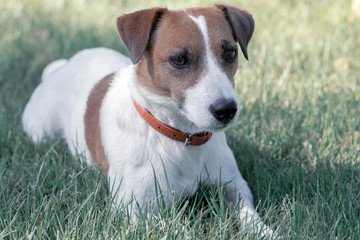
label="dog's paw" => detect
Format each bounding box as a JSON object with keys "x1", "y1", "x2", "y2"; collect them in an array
[{"x1": 158, "y1": 217, "x2": 191, "y2": 240}]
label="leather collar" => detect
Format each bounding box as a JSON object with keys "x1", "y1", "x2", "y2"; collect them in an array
[{"x1": 133, "y1": 101, "x2": 212, "y2": 146}]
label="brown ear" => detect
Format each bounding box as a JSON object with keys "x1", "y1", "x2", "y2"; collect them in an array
[
  {"x1": 215, "y1": 4, "x2": 255, "y2": 60},
  {"x1": 117, "y1": 8, "x2": 167, "y2": 64}
]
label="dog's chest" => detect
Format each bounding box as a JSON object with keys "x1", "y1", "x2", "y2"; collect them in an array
[
  {"x1": 105, "y1": 120, "x2": 210, "y2": 197},
  {"x1": 142, "y1": 144, "x2": 207, "y2": 197}
]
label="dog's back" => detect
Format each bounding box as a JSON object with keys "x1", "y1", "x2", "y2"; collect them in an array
[{"x1": 22, "y1": 48, "x2": 130, "y2": 153}]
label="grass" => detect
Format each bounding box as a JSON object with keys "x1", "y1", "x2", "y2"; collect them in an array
[{"x1": 1, "y1": 0, "x2": 360, "y2": 239}]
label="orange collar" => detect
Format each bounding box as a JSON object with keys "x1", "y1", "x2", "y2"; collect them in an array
[{"x1": 133, "y1": 101, "x2": 212, "y2": 146}]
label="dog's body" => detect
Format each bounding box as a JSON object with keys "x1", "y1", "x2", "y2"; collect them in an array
[{"x1": 23, "y1": 5, "x2": 272, "y2": 236}]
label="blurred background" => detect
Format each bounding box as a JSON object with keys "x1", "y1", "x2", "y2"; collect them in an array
[{"x1": 1, "y1": 0, "x2": 360, "y2": 238}]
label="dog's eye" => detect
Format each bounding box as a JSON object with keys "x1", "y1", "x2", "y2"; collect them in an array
[
  {"x1": 170, "y1": 55, "x2": 189, "y2": 67},
  {"x1": 223, "y1": 49, "x2": 237, "y2": 62}
]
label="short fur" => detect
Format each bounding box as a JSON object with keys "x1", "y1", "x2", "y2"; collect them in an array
[{"x1": 23, "y1": 4, "x2": 273, "y2": 237}]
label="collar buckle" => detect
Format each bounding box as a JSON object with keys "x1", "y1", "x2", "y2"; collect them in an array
[{"x1": 184, "y1": 134, "x2": 194, "y2": 146}]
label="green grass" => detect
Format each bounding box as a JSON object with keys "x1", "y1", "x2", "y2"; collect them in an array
[{"x1": 1, "y1": 0, "x2": 360, "y2": 239}]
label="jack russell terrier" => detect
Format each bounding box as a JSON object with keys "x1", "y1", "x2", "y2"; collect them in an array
[{"x1": 23, "y1": 4, "x2": 273, "y2": 236}]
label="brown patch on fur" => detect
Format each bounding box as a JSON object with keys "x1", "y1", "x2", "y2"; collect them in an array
[
  {"x1": 136, "y1": 10, "x2": 206, "y2": 106},
  {"x1": 84, "y1": 73, "x2": 114, "y2": 174},
  {"x1": 117, "y1": 8, "x2": 167, "y2": 64}
]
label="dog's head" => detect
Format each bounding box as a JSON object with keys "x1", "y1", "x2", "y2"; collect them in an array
[{"x1": 117, "y1": 5, "x2": 254, "y2": 132}]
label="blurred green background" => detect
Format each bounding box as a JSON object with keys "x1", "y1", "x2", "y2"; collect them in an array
[{"x1": 1, "y1": 0, "x2": 360, "y2": 239}]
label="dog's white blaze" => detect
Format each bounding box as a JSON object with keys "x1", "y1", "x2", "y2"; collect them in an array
[
  {"x1": 184, "y1": 14, "x2": 239, "y2": 131},
  {"x1": 188, "y1": 15, "x2": 212, "y2": 61}
]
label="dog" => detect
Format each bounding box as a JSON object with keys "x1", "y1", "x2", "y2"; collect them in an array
[{"x1": 23, "y1": 4, "x2": 273, "y2": 236}]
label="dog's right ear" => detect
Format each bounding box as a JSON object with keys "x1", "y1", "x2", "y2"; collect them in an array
[{"x1": 117, "y1": 8, "x2": 167, "y2": 64}]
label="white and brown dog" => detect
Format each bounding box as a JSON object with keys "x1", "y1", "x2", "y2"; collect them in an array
[{"x1": 23, "y1": 4, "x2": 272, "y2": 236}]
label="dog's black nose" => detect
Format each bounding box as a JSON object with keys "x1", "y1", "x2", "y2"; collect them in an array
[{"x1": 209, "y1": 99, "x2": 237, "y2": 124}]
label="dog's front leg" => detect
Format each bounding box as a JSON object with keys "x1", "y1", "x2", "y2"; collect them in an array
[
  {"x1": 215, "y1": 164, "x2": 259, "y2": 224},
  {"x1": 204, "y1": 144, "x2": 274, "y2": 238},
  {"x1": 224, "y1": 173, "x2": 275, "y2": 238}
]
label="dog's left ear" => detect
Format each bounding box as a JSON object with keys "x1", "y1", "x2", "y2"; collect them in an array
[
  {"x1": 215, "y1": 4, "x2": 255, "y2": 60},
  {"x1": 117, "y1": 8, "x2": 168, "y2": 64}
]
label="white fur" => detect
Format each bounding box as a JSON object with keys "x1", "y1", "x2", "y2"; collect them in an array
[
  {"x1": 23, "y1": 14, "x2": 273, "y2": 237},
  {"x1": 41, "y1": 59, "x2": 68, "y2": 81},
  {"x1": 184, "y1": 15, "x2": 239, "y2": 131}
]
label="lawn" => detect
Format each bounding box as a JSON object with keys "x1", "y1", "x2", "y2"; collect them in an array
[{"x1": 1, "y1": 0, "x2": 360, "y2": 239}]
